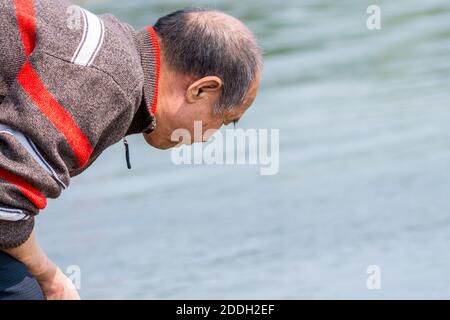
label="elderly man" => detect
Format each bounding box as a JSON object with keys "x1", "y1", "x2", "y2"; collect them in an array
[{"x1": 0, "y1": 0, "x2": 262, "y2": 299}]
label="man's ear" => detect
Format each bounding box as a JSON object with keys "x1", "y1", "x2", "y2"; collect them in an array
[{"x1": 186, "y1": 76, "x2": 223, "y2": 103}]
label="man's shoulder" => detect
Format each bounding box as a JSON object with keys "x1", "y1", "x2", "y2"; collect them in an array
[{"x1": 34, "y1": 1, "x2": 144, "y2": 97}]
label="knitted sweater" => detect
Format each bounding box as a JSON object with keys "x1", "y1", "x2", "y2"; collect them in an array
[{"x1": 0, "y1": 0, "x2": 160, "y2": 248}]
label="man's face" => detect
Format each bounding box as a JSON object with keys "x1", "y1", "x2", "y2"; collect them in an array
[{"x1": 144, "y1": 71, "x2": 261, "y2": 149}]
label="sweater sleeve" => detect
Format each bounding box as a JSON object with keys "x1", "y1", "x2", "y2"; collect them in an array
[
  {"x1": 0, "y1": 117, "x2": 68, "y2": 249},
  {"x1": 0, "y1": 219, "x2": 35, "y2": 250}
]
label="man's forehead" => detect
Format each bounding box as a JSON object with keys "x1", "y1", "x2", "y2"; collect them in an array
[
  {"x1": 224, "y1": 75, "x2": 261, "y2": 122},
  {"x1": 243, "y1": 73, "x2": 261, "y2": 106}
]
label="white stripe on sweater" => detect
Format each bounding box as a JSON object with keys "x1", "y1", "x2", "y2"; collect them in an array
[
  {"x1": 0, "y1": 124, "x2": 67, "y2": 189},
  {"x1": 0, "y1": 207, "x2": 29, "y2": 221},
  {"x1": 71, "y1": 7, "x2": 105, "y2": 67}
]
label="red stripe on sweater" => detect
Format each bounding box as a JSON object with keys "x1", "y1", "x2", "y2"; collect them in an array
[
  {"x1": 0, "y1": 168, "x2": 46, "y2": 209},
  {"x1": 14, "y1": 0, "x2": 36, "y2": 58},
  {"x1": 10, "y1": 0, "x2": 92, "y2": 210},
  {"x1": 18, "y1": 61, "x2": 93, "y2": 168},
  {"x1": 14, "y1": 0, "x2": 93, "y2": 168},
  {"x1": 146, "y1": 26, "x2": 160, "y2": 115}
]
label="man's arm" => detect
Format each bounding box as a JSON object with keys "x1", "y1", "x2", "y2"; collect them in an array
[{"x1": 2, "y1": 230, "x2": 80, "y2": 300}]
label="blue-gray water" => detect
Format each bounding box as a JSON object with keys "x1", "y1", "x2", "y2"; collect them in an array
[{"x1": 38, "y1": 0, "x2": 450, "y2": 298}]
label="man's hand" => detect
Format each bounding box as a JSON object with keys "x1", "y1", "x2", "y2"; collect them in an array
[
  {"x1": 35, "y1": 265, "x2": 80, "y2": 300},
  {"x1": 2, "y1": 230, "x2": 80, "y2": 300}
]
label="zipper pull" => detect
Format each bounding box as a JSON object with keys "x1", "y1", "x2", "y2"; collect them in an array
[{"x1": 123, "y1": 137, "x2": 132, "y2": 170}]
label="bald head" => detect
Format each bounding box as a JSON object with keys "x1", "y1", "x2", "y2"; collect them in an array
[{"x1": 153, "y1": 8, "x2": 262, "y2": 112}]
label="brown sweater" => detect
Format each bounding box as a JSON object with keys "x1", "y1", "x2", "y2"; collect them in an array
[{"x1": 0, "y1": 0, "x2": 160, "y2": 248}]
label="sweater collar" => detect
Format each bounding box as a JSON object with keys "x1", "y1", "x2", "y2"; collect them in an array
[{"x1": 127, "y1": 26, "x2": 161, "y2": 135}]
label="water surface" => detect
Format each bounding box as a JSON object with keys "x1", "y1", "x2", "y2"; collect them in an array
[{"x1": 38, "y1": 0, "x2": 450, "y2": 298}]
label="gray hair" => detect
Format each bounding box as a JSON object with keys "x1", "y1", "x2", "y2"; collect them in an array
[{"x1": 153, "y1": 8, "x2": 263, "y2": 113}]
